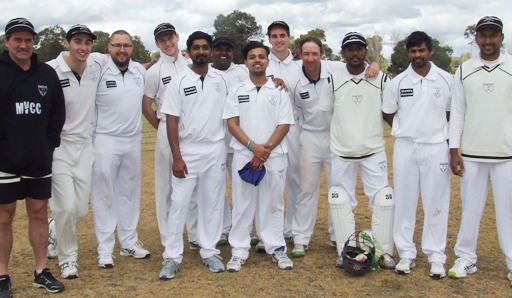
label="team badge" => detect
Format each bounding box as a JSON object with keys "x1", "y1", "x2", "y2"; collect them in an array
[
  {"x1": 400, "y1": 88, "x2": 413, "y2": 97},
  {"x1": 432, "y1": 88, "x2": 443, "y2": 98},
  {"x1": 300, "y1": 92, "x2": 310, "y2": 100},
  {"x1": 38, "y1": 85, "x2": 48, "y2": 97},
  {"x1": 90, "y1": 72, "x2": 98, "y2": 82},
  {"x1": 278, "y1": 169, "x2": 284, "y2": 179},
  {"x1": 133, "y1": 77, "x2": 142, "y2": 87},
  {"x1": 352, "y1": 95, "x2": 362, "y2": 104},
  {"x1": 184, "y1": 86, "x2": 197, "y2": 96},
  {"x1": 439, "y1": 163, "x2": 448, "y2": 173},
  {"x1": 213, "y1": 82, "x2": 222, "y2": 93},
  {"x1": 235, "y1": 75, "x2": 244, "y2": 83},
  {"x1": 238, "y1": 95, "x2": 250, "y2": 103},
  {"x1": 268, "y1": 95, "x2": 278, "y2": 105},
  {"x1": 221, "y1": 163, "x2": 226, "y2": 172},
  {"x1": 483, "y1": 83, "x2": 494, "y2": 94},
  {"x1": 379, "y1": 160, "x2": 387, "y2": 171},
  {"x1": 106, "y1": 80, "x2": 117, "y2": 88}
]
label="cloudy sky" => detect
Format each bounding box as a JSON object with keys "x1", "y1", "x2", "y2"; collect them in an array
[{"x1": 2, "y1": 0, "x2": 511, "y2": 58}]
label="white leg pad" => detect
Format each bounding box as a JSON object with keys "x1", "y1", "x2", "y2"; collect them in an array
[
  {"x1": 328, "y1": 186, "x2": 355, "y2": 256},
  {"x1": 371, "y1": 186, "x2": 395, "y2": 255}
]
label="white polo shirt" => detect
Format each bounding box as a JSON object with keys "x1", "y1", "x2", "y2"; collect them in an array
[
  {"x1": 223, "y1": 78, "x2": 294, "y2": 158},
  {"x1": 47, "y1": 52, "x2": 107, "y2": 142},
  {"x1": 94, "y1": 58, "x2": 145, "y2": 137},
  {"x1": 161, "y1": 65, "x2": 228, "y2": 144},
  {"x1": 144, "y1": 53, "x2": 189, "y2": 121},
  {"x1": 289, "y1": 60, "x2": 335, "y2": 132},
  {"x1": 330, "y1": 67, "x2": 387, "y2": 157},
  {"x1": 213, "y1": 62, "x2": 248, "y2": 87},
  {"x1": 382, "y1": 62, "x2": 452, "y2": 144}
]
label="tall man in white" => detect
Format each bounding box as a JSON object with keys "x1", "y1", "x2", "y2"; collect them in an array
[
  {"x1": 142, "y1": 23, "x2": 198, "y2": 249},
  {"x1": 382, "y1": 31, "x2": 452, "y2": 279},
  {"x1": 224, "y1": 41, "x2": 295, "y2": 272},
  {"x1": 159, "y1": 31, "x2": 228, "y2": 279},
  {"x1": 91, "y1": 30, "x2": 150, "y2": 269},
  {"x1": 47, "y1": 25, "x2": 107, "y2": 279},
  {"x1": 323, "y1": 32, "x2": 395, "y2": 269},
  {"x1": 448, "y1": 16, "x2": 512, "y2": 282}
]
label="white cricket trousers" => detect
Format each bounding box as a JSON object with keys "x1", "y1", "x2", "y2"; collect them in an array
[
  {"x1": 330, "y1": 151, "x2": 389, "y2": 209},
  {"x1": 50, "y1": 139, "x2": 93, "y2": 264},
  {"x1": 454, "y1": 160, "x2": 512, "y2": 270},
  {"x1": 230, "y1": 153, "x2": 288, "y2": 260},
  {"x1": 154, "y1": 121, "x2": 198, "y2": 246},
  {"x1": 292, "y1": 130, "x2": 334, "y2": 246},
  {"x1": 91, "y1": 133, "x2": 141, "y2": 255},
  {"x1": 392, "y1": 138, "x2": 450, "y2": 263},
  {"x1": 163, "y1": 141, "x2": 226, "y2": 263},
  {"x1": 284, "y1": 125, "x2": 300, "y2": 238},
  {"x1": 222, "y1": 152, "x2": 233, "y2": 234}
]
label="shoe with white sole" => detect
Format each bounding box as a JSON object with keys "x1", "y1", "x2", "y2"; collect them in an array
[
  {"x1": 217, "y1": 233, "x2": 229, "y2": 246},
  {"x1": 272, "y1": 246, "x2": 293, "y2": 270},
  {"x1": 159, "y1": 259, "x2": 180, "y2": 280},
  {"x1": 227, "y1": 256, "x2": 246, "y2": 272},
  {"x1": 255, "y1": 240, "x2": 265, "y2": 253},
  {"x1": 98, "y1": 254, "x2": 114, "y2": 269},
  {"x1": 395, "y1": 258, "x2": 415, "y2": 275},
  {"x1": 448, "y1": 258, "x2": 477, "y2": 278},
  {"x1": 120, "y1": 241, "x2": 150, "y2": 259},
  {"x1": 203, "y1": 255, "x2": 224, "y2": 273},
  {"x1": 60, "y1": 261, "x2": 78, "y2": 279},
  {"x1": 291, "y1": 243, "x2": 308, "y2": 258},
  {"x1": 430, "y1": 262, "x2": 446, "y2": 279}
]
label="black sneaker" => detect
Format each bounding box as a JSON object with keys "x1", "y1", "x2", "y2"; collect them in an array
[
  {"x1": 33, "y1": 268, "x2": 65, "y2": 293},
  {"x1": 0, "y1": 275, "x2": 12, "y2": 298}
]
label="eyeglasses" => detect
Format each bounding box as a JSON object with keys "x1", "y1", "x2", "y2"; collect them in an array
[{"x1": 110, "y1": 43, "x2": 133, "y2": 49}]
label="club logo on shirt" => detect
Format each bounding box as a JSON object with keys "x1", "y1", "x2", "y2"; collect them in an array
[
  {"x1": 133, "y1": 77, "x2": 142, "y2": 87},
  {"x1": 60, "y1": 79, "x2": 70, "y2": 88},
  {"x1": 439, "y1": 163, "x2": 448, "y2": 173},
  {"x1": 90, "y1": 72, "x2": 98, "y2": 82},
  {"x1": 278, "y1": 169, "x2": 284, "y2": 179},
  {"x1": 221, "y1": 162, "x2": 226, "y2": 172},
  {"x1": 213, "y1": 82, "x2": 223, "y2": 93},
  {"x1": 38, "y1": 85, "x2": 48, "y2": 97},
  {"x1": 106, "y1": 80, "x2": 117, "y2": 88},
  {"x1": 483, "y1": 83, "x2": 494, "y2": 94},
  {"x1": 162, "y1": 76, "x2": 172, "y2": 85},
  {"x1": 268, "y1": 95, "x2": 278, "y2": 105},
  {"x1": 432, "y1": 88, "x2": 443, "y2": 98},
  {"x1": 238, "y1": 95, "x2": 250, "y2": 103},
  {"x1": 300, "y1": 92, "x2": 310, "y2": 100},
  {"x1": 400, "y1": 88, "x2": 413, "y2": 97},
  {"x1": 235, "y1": 75, "x2": 244, "y2": 83},
  {"x1": 379, "y1": 160, "x2": 387, "y2": 171},
  {"x1": 184, "y1": 86, "x2": 197, "y2": 96},
  {"x1": 352, "y1": 95, "x2": 362, "y2": 104}
]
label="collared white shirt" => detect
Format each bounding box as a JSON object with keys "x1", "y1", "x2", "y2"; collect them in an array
[
  {"x1": 382, "y1": 62, "x2": 452, "y2": 144},
  {"x1": 144, "y1": 52, "x2": 189, "y2": 120},
  {"x1": 47, "y1": 52, "x2": 107, "y2": 142},
  {"x1": 161, "y1": 65, "x2": 228, "y2": 143},
  {"x1": 223, "y1": 78, "x2": 294, "y2": 157},
  {"x1": 95, "y1": 58, "x2": 145, "y2": 137}
]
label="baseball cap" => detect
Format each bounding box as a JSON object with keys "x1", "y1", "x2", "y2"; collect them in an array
[
  {"x1": 238, "y1": 162, "x2": 266, "y2": 186},
  {"x1": 342, "y1": 32, "x2": 367, "y2": 49},
  {"x1": 212, "y1": 37, "x2": 234, "y2": 48},
  {"x1": 5, "y1": 18, "x2": 36, "y2": 35},
  {"x1": 475, "y1": 16, "x2": 503, "y2": 32},
  {"x1": 66, "y1": 24, "x2": 97, "y2": 40},
  {"x1": 267, "y1": 21, "x2": 290, "y2": 36},
  {"x1": 154, "y1": 23, "x2": 176, "y2": 39}
]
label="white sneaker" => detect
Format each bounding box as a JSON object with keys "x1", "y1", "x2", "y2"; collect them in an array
[
  {"x1": 507, "y1": 271, "x2": 512, "y2": 281},
  {"x1": 120, "y1": 241, "x2": 150, "y2": 259},
  {"x1": 60, "y1": 261, "x2": 78, "y2": 279},
  {"x1": 395, "y1": 258, "x2": 415, "y2": 275},
  {"x1": 47, "y1": 218, "x2": 57, "y2": 259},
  {"x1": 430, "y1": 262, "x2": 446, "y2": 279},
  {"x1": 272, "y1": 247, "x2": 293, "y2": 270},
  {"x1": 291, "y1": 243, "x2": 308, "y2": 258},
  {"x1": 98, "y1": 254, "x2": 114, "y2": 269},
  {"x1": 448, "y1": 258, "x2": 477, "y2": 278},
  {"x1": 227, "y1": 256, "x2": 246, "y2": 272},
  {"x1": 255, "y1": 240, "x2": 265, "y2": 253}
]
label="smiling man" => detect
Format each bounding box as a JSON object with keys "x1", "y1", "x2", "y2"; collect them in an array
[
  {"x1": 448, "y1": 16, "x2": 512, "y2": 282},
  {"x1": 382, "y1": 31, "x2": 452, "y2": 279},
  {"x1": 91, "y1": 30, "x2": 149, "y2": 269}
]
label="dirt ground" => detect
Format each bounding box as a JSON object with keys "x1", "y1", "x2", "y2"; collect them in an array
[{"x1": 6, "y1": 123, "x2": 512, "y2": 297}]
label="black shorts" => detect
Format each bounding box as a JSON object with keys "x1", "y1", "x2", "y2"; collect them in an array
[{"x1": 0, "y1": 174, "x2": 52, "y2": 204}]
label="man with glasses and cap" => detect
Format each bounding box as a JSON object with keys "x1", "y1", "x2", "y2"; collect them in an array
[
  {"x1": 448, "y1": 16, "x2": 512, "y2": 282},
  {"x1": 47, "y1": 24, "x2": 108, "y2": 279},
  {"x1": 0, "y1": 17, "x2": 65, "y2": 296}
]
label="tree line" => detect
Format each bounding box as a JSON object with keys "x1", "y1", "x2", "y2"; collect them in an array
[{"x1": 0, "y1": 10, "x2": 491, "y2": 76}]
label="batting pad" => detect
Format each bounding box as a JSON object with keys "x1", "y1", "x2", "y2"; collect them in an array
[
  {"x1": 328, "y1": 186, "x2": 355, "y2": 257},
  {"x1": 372, "y1": 186, "x2": 395, "y2": 255}
]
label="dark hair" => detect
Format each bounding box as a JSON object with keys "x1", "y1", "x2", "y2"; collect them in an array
[
  {"x1": 405, "y1": 31, "x2": 432, "y2": 51},
  {"x1": 299, "y1": 36, "x2": 324, "y2": 54},
  {"x1": 186, "y1": 31, "x2": 212, "y2": 51},
  {"x1": 242, "y1": 41, "x2": 270, "y2": 60}
]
